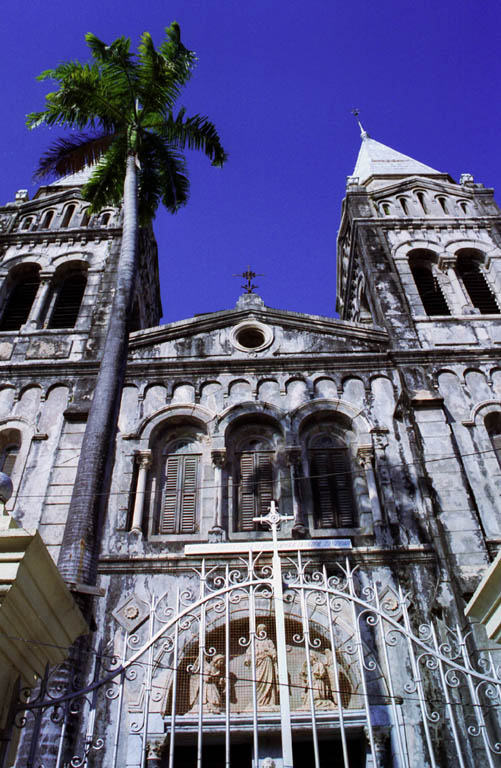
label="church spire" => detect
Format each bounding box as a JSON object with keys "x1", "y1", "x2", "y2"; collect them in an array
[{"x1": 352, "y1": 133, "x2": 443, "y2": 185}]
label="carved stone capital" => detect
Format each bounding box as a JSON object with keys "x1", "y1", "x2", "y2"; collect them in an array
[
  {"x1": 146, "y1": 740, "x2": 164, "y2": 765},
  {"x1": 135, "y1": 450, "x2": 152, "y2": 469},
  {"x1": 356, "y1": 446, "x2": 374, "y2": 470},
  {"x1": 211, "y1": 449, "x2": 227, "y2": 469},
  {"x1": 371, "y1": 429, "x2": 389, "y2": 452},
  {"x1": 208, "y1": 525, "x2": 227, "y2": 543},
  {"x1": 438, "y1": 253, "x2": 457, "y2": 272},
  {"x1": 285, "y1": 446, "x2": 302, "y2": 467}
]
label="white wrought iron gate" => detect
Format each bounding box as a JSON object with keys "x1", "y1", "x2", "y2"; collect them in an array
[{"x1": 10, "y1": 513, "x2": 501, "y2": 768}]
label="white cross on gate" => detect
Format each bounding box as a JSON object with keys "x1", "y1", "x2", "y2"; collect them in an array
[
  {"x1": 253, "y1": 501, "x2": 294, "y2": 768},
  {"x1": 253, "y1": 500, "x2": 294, "y2": 551}
]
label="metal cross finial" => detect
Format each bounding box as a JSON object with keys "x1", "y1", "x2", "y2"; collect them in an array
[
  {"x1": 253, "y1": 500, "x2": 294, "y2": 548},
  {"x1": 351, "y1": 108, "x2": 369, "y2": 139},
  {"x1": 233, "y1": 265, "x2": 264, "y2": 294}
]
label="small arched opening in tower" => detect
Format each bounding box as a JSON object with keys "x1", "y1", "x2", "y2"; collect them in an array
[
  {"x1": 409, "y1": 252, "x2": 450, "y2": 316},
  {"x1": 47, "y1": 264, "x2": 88, "y2": 329},
  {"x1": 0, "y1": 264, "x2": 41, "y2": 330},
  {"x1": 456, "y1": 250, "x2": 500, "y2": 314}
]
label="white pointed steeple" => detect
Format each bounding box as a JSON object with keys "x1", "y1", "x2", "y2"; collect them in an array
[{"x1": 353, "y1": 131, "x2": 443, "y2": 185}]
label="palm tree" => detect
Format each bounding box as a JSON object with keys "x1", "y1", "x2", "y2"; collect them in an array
[{"x1": 27, "y1": 25, "x2": 226, "y2": 586}]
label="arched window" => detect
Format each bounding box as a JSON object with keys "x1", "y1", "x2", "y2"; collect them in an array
[
  {"x1": 61, "y1": 204, "x2": 76, "y2": 228},
  {"x1": 0, "y1": 264, "x2": 40, "y2": 330},
  {"x1": 416, "y1": 192, "x2": 428, "y2": 214},
  {"x1": 459, "y1": 201, "x2": 469, "y2": 215},
  {"x1": 100, "y1": 212, "x2": 111, "y2": 226},
  {"x1": 81, "y1": 209, "x2": 91, "y2": 227},
  {"x1": 159, "y1": 439, "x2": 200, "y2": 534},
  {"x1": 307, "y1": 432, "x2": 356, "y2": 528},
  {"x1": 456, "y1": 250, "x2": 499, "y2": 314},
  {"x1": 0, "y1": 444, "x2": 19, "y2": 476},
  {"x1": 0, "y1": 429, "x2": 21, "y2": 478},
  {"x1": 380, "y1": 202, "x2": 391, "y2": 216},
  {"x1": 485, "y1": 413, "x2": 501, "y2": 469},
  {"x1": 437, "y1": 197, "x2": 448, "y2": 214},
  {"x1": 40, "y1": 210, "x2": 54, "y2": 229},
  {"x1": 409, "y1": 253, "x2": 450, "y2": 316},
  {"x1": 21, "y1": 217, "x2": 33, "y2": 231},
  {"x1": 399, "y1": 198, "x2": 409, "y2": 215},
  {"x1": 47, "y1": 267, "x2": 87, "y2": 328}
]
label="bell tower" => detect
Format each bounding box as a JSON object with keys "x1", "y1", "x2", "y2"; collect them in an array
[{"x1": 336, "y1": 127, "x2": 501, "y2": 350}]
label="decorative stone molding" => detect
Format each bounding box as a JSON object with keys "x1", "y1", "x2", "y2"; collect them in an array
[
  {"x1": 211, "y1": 449, "x2": 227, "y2": 469},
  {"x1": 356, "y1": 445, "x2": 374, "y2": 470},
  {"x1": 112, "y1": 593, "x2": 149, "y2": 633}
]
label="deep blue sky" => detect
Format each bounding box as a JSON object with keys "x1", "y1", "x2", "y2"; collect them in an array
[{"x1": 2, "y1": 1, "x2": 501, "y2": 323}]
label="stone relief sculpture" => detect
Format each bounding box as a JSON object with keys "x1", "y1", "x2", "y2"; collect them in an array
[
  {"x1": 189, "y1": 653, "x2": 226, "y2": 714},
  {"x1": 300, "y1": 652, "x2": 335, "y2": 710},
  {"x1": 245, "y1": 624, "x2": 279, "y2": 708}
]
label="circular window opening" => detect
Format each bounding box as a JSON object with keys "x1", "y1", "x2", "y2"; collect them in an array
[{"x1": 236, "y1": 327, "x2": 266, "y2": 349}]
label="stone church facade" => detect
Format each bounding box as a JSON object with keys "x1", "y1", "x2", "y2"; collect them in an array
[{"x1": 1, "y1": 134, "x2": 501, "y2": 766}]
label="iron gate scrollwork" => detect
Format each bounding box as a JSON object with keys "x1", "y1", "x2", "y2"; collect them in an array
[{"x1": 11, "y1": 549, "x2": 501, "y2": 768}]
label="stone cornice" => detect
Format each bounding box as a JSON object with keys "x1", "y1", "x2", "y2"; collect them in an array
[{"x1": 97, "y1": 544, "x2": 436, "y2": 574}]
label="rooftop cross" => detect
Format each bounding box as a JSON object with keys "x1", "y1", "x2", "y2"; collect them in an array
[
  {"x1": 351, "y1": 108, "x2": 369, "y2": 139},
  {"x1": 233, "y1": 265, "x2": 264, "y2": 294}
]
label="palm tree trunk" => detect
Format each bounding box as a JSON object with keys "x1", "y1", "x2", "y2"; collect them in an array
[{"x1": 58, "y1": 152, "x2": 138, "y2": 585}]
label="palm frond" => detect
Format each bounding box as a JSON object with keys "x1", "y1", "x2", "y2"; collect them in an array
[
  {"x1": 85, "y1": 33, "x2": 139, "y2": 115},
  {"x1": 159, "y1": 22, "x2": 197, "y2": 84},
  {"x1": 138, "y1": 132, "x2": 190, "y2": 218},
  {"x1": 136, "y1": 28, "x2": 195, "y2": 121},
  {"x1": 80, "y1": 136, "x2": 128, "y2": 213},
  {"x1": 33, "y1": 132, "x2": 117, "y2": 181},
  {"x1": 27, "y1": 62, "x2": 127, "y2": 131},
  {"x1": 148, "y1": 110, "x2": 227, "y2": 167}
]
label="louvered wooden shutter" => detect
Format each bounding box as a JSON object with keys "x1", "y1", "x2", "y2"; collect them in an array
[
  {"x1": 239, "y1": 452, "x2": 256, "y2": 531},
  {"x1": 310, "y1": 449, "x2": 355, "y2": 528},
  {"x1": 239, "y1": 452, "x2": 274, "y2": 531},
  {"x1": 331, "y1": 450, "x2": 355, "y2": 526},
  {"x1": 179, "y1": 455, "x2": 198, "y2": 533},
  {"x1": 257, "y1": 453, "x2": 273, "y2": 517},
  {"x1": 161, "y1": 456, "x2": 181, "y2": 533},
  {"x1": 160, "y1": 455, "x2": 199, "y2": 534},
  {"x1": 310, "y1": 450, "x2": 336, "y2": 527}
]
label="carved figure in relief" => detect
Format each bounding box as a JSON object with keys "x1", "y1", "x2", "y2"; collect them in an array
[
  {"x1": 300, "y1": 652, "x2": 335, "y2": 710},
  {"x1": 189, "y1": 653, "x2": 225, "y2": 714},
  {"x1": 245, "y1": 624, "x2": 278, "y2": 707}
]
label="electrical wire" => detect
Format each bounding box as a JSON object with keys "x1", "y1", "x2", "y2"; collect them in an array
[
  {"x1": 3, "y1": 630, "x2": 500, "y2": 712},
  {"x1": 5, "y1": 442, "x2": 501, "y2": 500}
]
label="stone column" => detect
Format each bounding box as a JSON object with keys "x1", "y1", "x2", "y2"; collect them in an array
[
  {"x1": 438, "y1": 254, "x2": 473, "y2": 314},
  {"x1": 357, "y1": 446, "x2": 383, "y2": 530},
  {"x1": 286, "y1": 446, "x2": 306, "y2": 537},
  {"x1": 130, "y1": 450, "x2": 152, "y2": 534},
  {"x1": 23, "y1": 272, "x2": 52, "y2": 330},
  {"x1": 209, "y1": 449, "x2": 226, "y2": 542}
]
